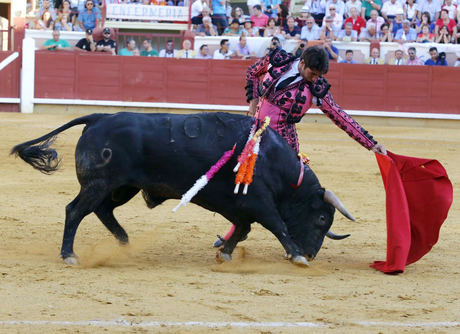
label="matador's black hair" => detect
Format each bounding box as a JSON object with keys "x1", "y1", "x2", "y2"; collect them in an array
[{"x1": 301, "y1": 45, "x2": 329, "y2": 75}]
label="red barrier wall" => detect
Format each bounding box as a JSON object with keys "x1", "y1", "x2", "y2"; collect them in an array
[
  {"x1": 34, "y1": 52, "x2": 460, "y2": 115},
  {"x1": 0, "y1": 51, "x2": 20, "y2": 112}
]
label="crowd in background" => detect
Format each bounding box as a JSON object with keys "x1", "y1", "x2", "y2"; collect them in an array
[{"x1": 30, "y1": 0, "x2": 460, "y2": 65}]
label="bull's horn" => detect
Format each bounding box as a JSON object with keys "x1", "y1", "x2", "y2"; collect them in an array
[
  {"x1": 323, "y1": 190, "x2": 355, "y2": 221},
  {"x1": 326, "y1": 231, "x2": 351, "y2": 240}
]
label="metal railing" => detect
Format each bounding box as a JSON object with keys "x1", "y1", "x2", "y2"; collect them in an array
[{"x1": 0, "y1": 27, "x2": 12, "y2": 51}]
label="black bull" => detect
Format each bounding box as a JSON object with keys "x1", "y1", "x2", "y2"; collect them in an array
[{"x1": 11, "y1": 112, "x2": 354, "y2": 267}]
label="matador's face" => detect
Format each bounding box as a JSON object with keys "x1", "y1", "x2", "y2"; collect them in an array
[{"x1": 298, "y1": 59, "x2": 322, "y2": 83}]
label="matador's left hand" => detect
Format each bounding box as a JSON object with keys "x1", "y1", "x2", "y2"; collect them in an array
[{"x1": 372, "y1": 143, "x2": 387, "y2": 155}]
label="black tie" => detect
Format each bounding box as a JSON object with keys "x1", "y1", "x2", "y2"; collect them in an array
[
  {"x1": 186, "y1": 51, "x2": 188, "y2": 58},
  {"x1": 277, "y1": 73, "x2": 300, "y2": 91}
]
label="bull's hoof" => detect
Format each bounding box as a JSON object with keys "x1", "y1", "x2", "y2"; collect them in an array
[
  {"x1": 216, "y1": 250, "x2": 232, "y2": 263},
  {"x1": 291, "y1": 255, "x2": 309, "y2": 267},
  {"x1": 62, "y1": 255, "x2": 78, "y2": 265}
]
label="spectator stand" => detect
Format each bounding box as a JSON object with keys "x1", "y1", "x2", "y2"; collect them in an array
[{"x1": 117, "y1": 30, "x2": 185, "y2": 56}]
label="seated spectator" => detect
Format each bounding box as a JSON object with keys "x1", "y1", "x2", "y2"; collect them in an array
[
  {"x1": 417, "y1": 0, "x2": 441, "y2": 23},
  {"x1": 323, "y1": 38, "x2": 338, "y2": 61},
  {"x1": 301, "y1": 16, "x2": 321, "y2": 40},
  {"x1": 379, "y1": 23, "x2": 393, "y2": 42},
  {"x1": 359, "y1": 23, "x2": 378, "y2": 41},
  {"x1": 264, "y1": 17, "x2": 281, "y2": 37},
  {"x1": 425, "y1": 47, "x2": 447, "y2": 66},
  {"x1": 380, "y1": 0, "x2": 403, "y2": 22},
  {"x1": 59, "y1": 0, "x2": 75, "y2": 25},
  {"x1": 283, "y1": 16, "x2": 301, "y2": 40},
  {"x1": 340, "y1": 49, "x2": 357, "y2": 63},
  {"x1": 405, "y1": 47, "x2": 424, "y2": 65},
  {"x1": 324, "y1": 4, "x2": 343, "y2": 33},
  {"x1": 212, "y1": 0, "x2": 228, "y2": 34},
  {"x1": 434, "y1": 9, "x2": 456, "y2": 37},
  {"x1": 191, "y1": 0, "x2": 207, "y2": 25},
  {"x1": 293, "y1": 39, "x2": 308, "y2": 57},
  {"x1": 247, "y1": 0, "x2": 262, "y2": 16},
  {"x1": 305, "y1": 0, "x2": 326, "y2": 25},
  {"x1": 36, "y1": 0, "x2": 57, "y2": 30},
  {"x1": 295, "y1": 6, "x2": 311, "y2": 29},
  {"x1": 241, "y1": 18, "x2": 259, "y2": 36},
  {"x1": 405, "y1": 0, "x2": 417, "y2": 25},
  {"x1": 141, "y1": 39, "x2": 159, "y2": 57},
  {"x1": 345, "y1": 0, "x2": 362, "y2": 18},
  {"x1": 394, "y1": 20, "x2": 417, "y2": 43},
  {"x1": 232, "y1": 7, "x2": 248, "y2": 24},
  {"x1": 262, "y1": 0, "x2": 281, "y2": 19},
  {"x1": 435, "y1": 25, "x2": 452, "y2": 43},
  {"x1": 366, "y1": 10, "x2": 384, "y2": 33},
  {"x1": 41, "y1": 29, "x2": 70, "y2": 50},
  {"x1": 417, "y1": 24, "x2": 435, "y2": 42},
  {"x1": 195, "y1": 16, "x2": 218, "y2": 36},
  {"x1": 75, "y1": 28, "x2": 95, "y2": 52},
  {"x1": 223, "y1": 18, "x2": 243, "y2": 35},
  {"x1": 388, "y1": 49, "x2": 405, "y2": 65},
  {"x1": 54, "y1": 13, "x2": 73, "y2": 31},
  {"x1": 196, "y1": 44, "x2": 212, "y2": 59},
  {"x1": 77, "y1": 0, "x2": 100, "y2": 31},
  {"x1": 213, "y1": 39, "x2": 233, "y2": 59},
  {"x1": 119, "y1": 39, "x2": 138, "y2": 56},
  {"x1": 338, "y1": 22, "x2": 358, "y2": 41},
  {"x1": 361, "y1": 0, "x2": 382, "y2": 21},
  {"x1": 250, "y1": 4, "x2": 269, "y2": 28},
  {"x1": 344, "y1": 7, "x2": 366, "y2": 35},
  {"x1": 159, "y1": 39, "x2": 177, "y2": 57},
  {"x1": 95, "y1": 27, "x2": 116, "y2": 55},
  {"x1": 234, "y1": 35, "x2": 255, "y2": 58},
  {"x1": 441, "y1": 0, "x2": 457, "y2": 20},
  {"x1": 325, "y1": 0, "x2": 346, "y2": 18},
  {"x1": 175, "y1": 39, "x2": 197, "y2": 58},
  {"x1": 389, "y1": 11, "x2": 403, "y2": 35},
  {"x1": 366, "y1": 47, "x2": 384, "y2": 64},
  {"x1": 416, "y1": 11, "x2": 435, "y2": 34},
  {"x1": 320, "y1": 16, "x2": 338, "y2": 40}
]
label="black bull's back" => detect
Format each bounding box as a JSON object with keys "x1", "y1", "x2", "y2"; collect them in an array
[{"x1": 12, "y1": 112, "x2": 338, "y2": 266}]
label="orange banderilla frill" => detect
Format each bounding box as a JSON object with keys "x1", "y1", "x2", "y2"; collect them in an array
[{"x1": 233, "y1": 117, "x2": 270, "y2": 195}]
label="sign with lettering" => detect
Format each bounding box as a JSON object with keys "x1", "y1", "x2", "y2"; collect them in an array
[{"x1": 106, "y1": 4, "x2": 189, "y2": 21}]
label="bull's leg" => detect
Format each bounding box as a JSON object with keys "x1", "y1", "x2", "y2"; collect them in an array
[
  {"x1": 217, "y1": 224, "x2": 251, "y2": 262},
  {"x1": 259, "y1": 213, "x2": 309, "y2": 267},
  {"x1": 94, "y1": 186, "x2": 140, "y2": 244},
  {"x1": 61, "y1": 184, "x2": 108, "y2": 264}
]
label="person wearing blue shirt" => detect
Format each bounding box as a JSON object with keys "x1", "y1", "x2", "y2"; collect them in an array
[
  {"x1": 77, "y1": 0, "x2": 101, "y2": 31},
  {"x1": 394, "y1": 20, "x2": 417, "y2": 42},
  {"x1": 262, "y1": 0, "x2": 282, "y2": 18},
  {"x1": 424, "y1": 47, "x2": 448, "y2": 66},
  {"x1": 340, "y1": 49, "x2": 357, "y2": 63}
]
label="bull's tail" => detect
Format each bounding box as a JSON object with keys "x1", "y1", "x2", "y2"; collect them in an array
[{"x1": 10, "y1": 113, "x2": 106, "y2": 174}]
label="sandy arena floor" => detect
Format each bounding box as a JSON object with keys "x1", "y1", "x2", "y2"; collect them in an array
[{"x1": 0, "y1": 112, "x2": 458, "y2": 333}]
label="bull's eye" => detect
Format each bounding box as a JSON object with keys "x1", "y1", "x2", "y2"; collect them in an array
[{"x1": 318, "y1": 215, "x2": 327, "y2": 225}]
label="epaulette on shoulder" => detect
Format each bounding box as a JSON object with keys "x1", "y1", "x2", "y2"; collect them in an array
[{"x1": 269, "y1": 48, "x2": 296, "y2": 67}]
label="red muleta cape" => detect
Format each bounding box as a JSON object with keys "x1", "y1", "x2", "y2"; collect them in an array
[{"x1": 371, "y1": 151, "x2": 453, "y2": 274}]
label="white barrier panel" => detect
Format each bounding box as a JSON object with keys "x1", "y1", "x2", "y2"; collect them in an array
[
  {"x1": 106, "y1": 4, "x2": 189, "y2": 21},
  {"x1": 21, "y1": 37, "x2": 35, "y2": 114}
]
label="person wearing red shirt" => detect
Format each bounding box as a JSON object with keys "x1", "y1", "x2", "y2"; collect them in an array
[
  {"x1": 344, "y1": 7, "x2": 366, "y2": 34},
  {"x1": 434, "y1": 9, "x2": 457, "y2": 36},
  {"x1": 250, "y1": 4, "x2": 269, "y2": 27}
]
